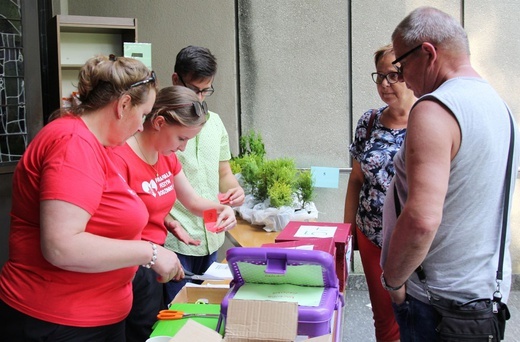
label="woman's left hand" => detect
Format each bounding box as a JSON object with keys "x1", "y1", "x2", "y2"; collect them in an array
[{"x1": 165, "y1": 220, "x2": 201, "y2": 246}]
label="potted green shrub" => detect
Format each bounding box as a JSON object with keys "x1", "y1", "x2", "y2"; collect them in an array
[{"x1": 230, "y1": 131, "x2": 318, "y2": 231}]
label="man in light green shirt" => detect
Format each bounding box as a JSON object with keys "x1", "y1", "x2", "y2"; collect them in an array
[{"x1": 164, "y1": 46, "x2": 245, "y2": 304}]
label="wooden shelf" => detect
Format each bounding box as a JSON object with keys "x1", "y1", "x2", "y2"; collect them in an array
[
  {"x1": 58, "y1": 15, "x2": 137, "y2": 30},
  {"x1": 47, "y1": 15, "x2": 138, "y2": 112},
  {"x1": 60, "y1": 64, "x2": 86, "y2": 69}
]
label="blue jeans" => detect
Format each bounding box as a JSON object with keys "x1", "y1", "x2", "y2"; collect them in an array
[
  {"x1": 392, "y1": 293, "x2": 440, "y2": 342},
  {"x1": 163, "y1": 251, "x2": 218, "y2": 307}
]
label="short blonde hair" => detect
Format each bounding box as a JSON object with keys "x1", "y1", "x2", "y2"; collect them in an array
[{"x1": 374, "y1": 43, "x2": 394, "y2": 67}]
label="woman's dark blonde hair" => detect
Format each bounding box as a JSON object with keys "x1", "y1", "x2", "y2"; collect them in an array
[
  {"x1": 50, "y1": 54, "x2": 157, "y2": 120},
  {"x1": 147, "y1": 85, "x2": 207, "y2": 127},
  {"x1": 374, "y1": 43, "x2": 395, "y2": 67}
]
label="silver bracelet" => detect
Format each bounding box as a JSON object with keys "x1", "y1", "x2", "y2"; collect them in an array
[{"x1": 142, "y1": 241, "x2": 157, "y2": 269}]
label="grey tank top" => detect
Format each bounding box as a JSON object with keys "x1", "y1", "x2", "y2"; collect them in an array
[{"x1": 382, "y1": 77, "x2": 518, "y2": 303}]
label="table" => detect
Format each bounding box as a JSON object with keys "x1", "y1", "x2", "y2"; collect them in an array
[{"x1": 225, "y1": 218, "x2": 280, "y2": 247}]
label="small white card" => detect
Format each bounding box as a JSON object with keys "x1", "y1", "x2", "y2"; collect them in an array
[
  {"x1": 294, "y1": 225, "x2": 337, "y2": 238},
  {"x1": 204, "y1": 262, "x2": 232, "y2": 279}
]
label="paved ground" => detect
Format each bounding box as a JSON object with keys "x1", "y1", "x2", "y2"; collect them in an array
[{"x1": 341, "y1": 289, "x2": 520, "y2": 341}]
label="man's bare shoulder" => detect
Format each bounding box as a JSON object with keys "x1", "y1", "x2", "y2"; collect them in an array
[{"x1": 408, "y1": 99, "x2": 461, "y2": 159}]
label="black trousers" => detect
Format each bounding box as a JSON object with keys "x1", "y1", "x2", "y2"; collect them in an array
[
  {"x1": 125, "y1": 266, "x2": 166, "y2": 342},
  {"x1": 0, "y1": 299, "x2": 125, "y2": 342}
]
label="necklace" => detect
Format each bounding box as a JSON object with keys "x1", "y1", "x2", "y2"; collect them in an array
[{"x1": 133, "y1": 135, "x2": 159, "y2": 177}]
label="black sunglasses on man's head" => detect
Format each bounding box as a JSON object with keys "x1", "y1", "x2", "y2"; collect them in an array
[{"x1": 392, "y1": 44, "x2": 423, "y2": 73}]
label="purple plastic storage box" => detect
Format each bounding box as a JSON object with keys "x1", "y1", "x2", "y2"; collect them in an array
[{"x1": 218, "y1": 247, "x2": 344, "y2": 340}]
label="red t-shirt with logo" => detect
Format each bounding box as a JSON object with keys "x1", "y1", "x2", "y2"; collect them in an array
[
  {"x1": 0, "y1": 116, "x2": 149, "y2": 326},
  {"x1": 111, "y1": 143, "x2": 182, "y2": 245}
]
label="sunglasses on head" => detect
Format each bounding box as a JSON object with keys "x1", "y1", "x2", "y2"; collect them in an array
[
  {"x1": 129, "y1": 70, "x2": 157, "y2": 89},
  {"x1": 170, "y1": 101, "x2": 208, "y2": 117}
]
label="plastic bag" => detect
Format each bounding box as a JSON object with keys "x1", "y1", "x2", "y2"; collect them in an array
[{"x1": 235, "y1": 194, "x2": 318, "y2": 232}]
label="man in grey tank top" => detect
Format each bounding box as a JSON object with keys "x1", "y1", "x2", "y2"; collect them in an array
[{"x1": 380, "y1": 6, "x2": 520, "y2": 341}]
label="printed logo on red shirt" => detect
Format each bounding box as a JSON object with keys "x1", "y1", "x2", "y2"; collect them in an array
[{"x1": 142, "y1": 180, "x2": 158, "y2": 197}]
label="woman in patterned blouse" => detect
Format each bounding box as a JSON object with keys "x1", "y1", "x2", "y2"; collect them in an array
[{"x1": 344, "y1": 44, "x2": 416, "y2": 342}]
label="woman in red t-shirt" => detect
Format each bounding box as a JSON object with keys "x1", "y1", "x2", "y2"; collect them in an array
[
  {"x1": 0, "y1": 55, "x2": 183, "y2": 341},
  {"x1": 111, "y1": 85, "x2": 236, "y2": 342}
]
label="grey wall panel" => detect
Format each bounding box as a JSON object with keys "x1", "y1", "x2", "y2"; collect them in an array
[
  {"x1": 465, "y1": 0, "x2": 520, "y2": 117},
  {"x1": 238, "y1": 0, "x2": 350, "y2": 168}
]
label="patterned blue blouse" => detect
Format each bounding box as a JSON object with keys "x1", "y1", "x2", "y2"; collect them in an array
[{"x1": 349, "y1": 106, "x2": 407, "y2": 247}]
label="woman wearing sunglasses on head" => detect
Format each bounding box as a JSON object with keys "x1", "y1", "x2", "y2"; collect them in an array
[
  {"x1": 344, "y1": 44, "x2": 416, "y2": 342},
  {"x1": 0, "y1": 55, "x2": 183, "y2": 341},
  {"x1": 110, "y1": 85, "x2": 236, "y2": 342}
]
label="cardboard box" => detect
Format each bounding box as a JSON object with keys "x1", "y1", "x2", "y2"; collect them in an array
[
  {"x1": 171, "y1": 283, "x2": 229, "y2": 304},
  {"x1": 275, "y1": 221, "x2": 351, "y2": 292},
  {"x1": 150, "y1": 284, "x2": 229, "y2": 338},
  {"x1": 169, "y1": 300, "x2": 333, "y2": 342}
]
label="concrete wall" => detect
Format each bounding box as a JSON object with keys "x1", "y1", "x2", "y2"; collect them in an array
[{"x1": 57, "y1": 0, "x2": 520, "y2": 274}]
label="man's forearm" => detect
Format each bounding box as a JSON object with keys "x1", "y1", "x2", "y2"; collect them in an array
[{"x1": 383, "y1": 212, "x2": 437, "y2": 288}]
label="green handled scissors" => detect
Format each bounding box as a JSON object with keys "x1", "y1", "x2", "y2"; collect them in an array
[{"x1": 157, "y1": 309, "x2": 220, "y2": 320}]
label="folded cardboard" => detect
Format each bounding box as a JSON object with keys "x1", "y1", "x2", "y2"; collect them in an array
[
  {"x1": 169, "y1": 300, "x2": 333, "y2": 342},
  {"x1": 275, "y1": 221, "x2": 351, "y2": 292},
  {"x1": 225, "y1": 299, "x2": 297, "y2": 341}
]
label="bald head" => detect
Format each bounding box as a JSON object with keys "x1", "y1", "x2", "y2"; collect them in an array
[{"x1": 392, "y1": 6, "x2": 470, "y2": 56}]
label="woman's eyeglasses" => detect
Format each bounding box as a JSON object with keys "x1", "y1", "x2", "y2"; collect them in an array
[
  {"x1": 129, "y1": 71, "x2": 157, "y2": 89},
  {"x1": 371, "y1": 72, "x2": 400, "y2": 85}
]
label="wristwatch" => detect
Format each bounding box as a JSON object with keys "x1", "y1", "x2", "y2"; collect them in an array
[{"x1": 380, "y1": 272, "x2": 404, "y2": 291}]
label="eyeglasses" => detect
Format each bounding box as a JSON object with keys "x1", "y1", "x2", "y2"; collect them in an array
[
  {"x1": 170, "y1": 101, "x2": 209, "y2": 117},
  {"x1": 392, "y1": 44, "x2": 423, "y2": 72},
  {"x1": 129, "y1": 70, "x2": 157, "y2": 89},
  {"x1": 371, "y1": 72, "x2": 400, "y2": 85},
  {"x1": 178, "y1": 74, "x2": 215, "y2": 97}
]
